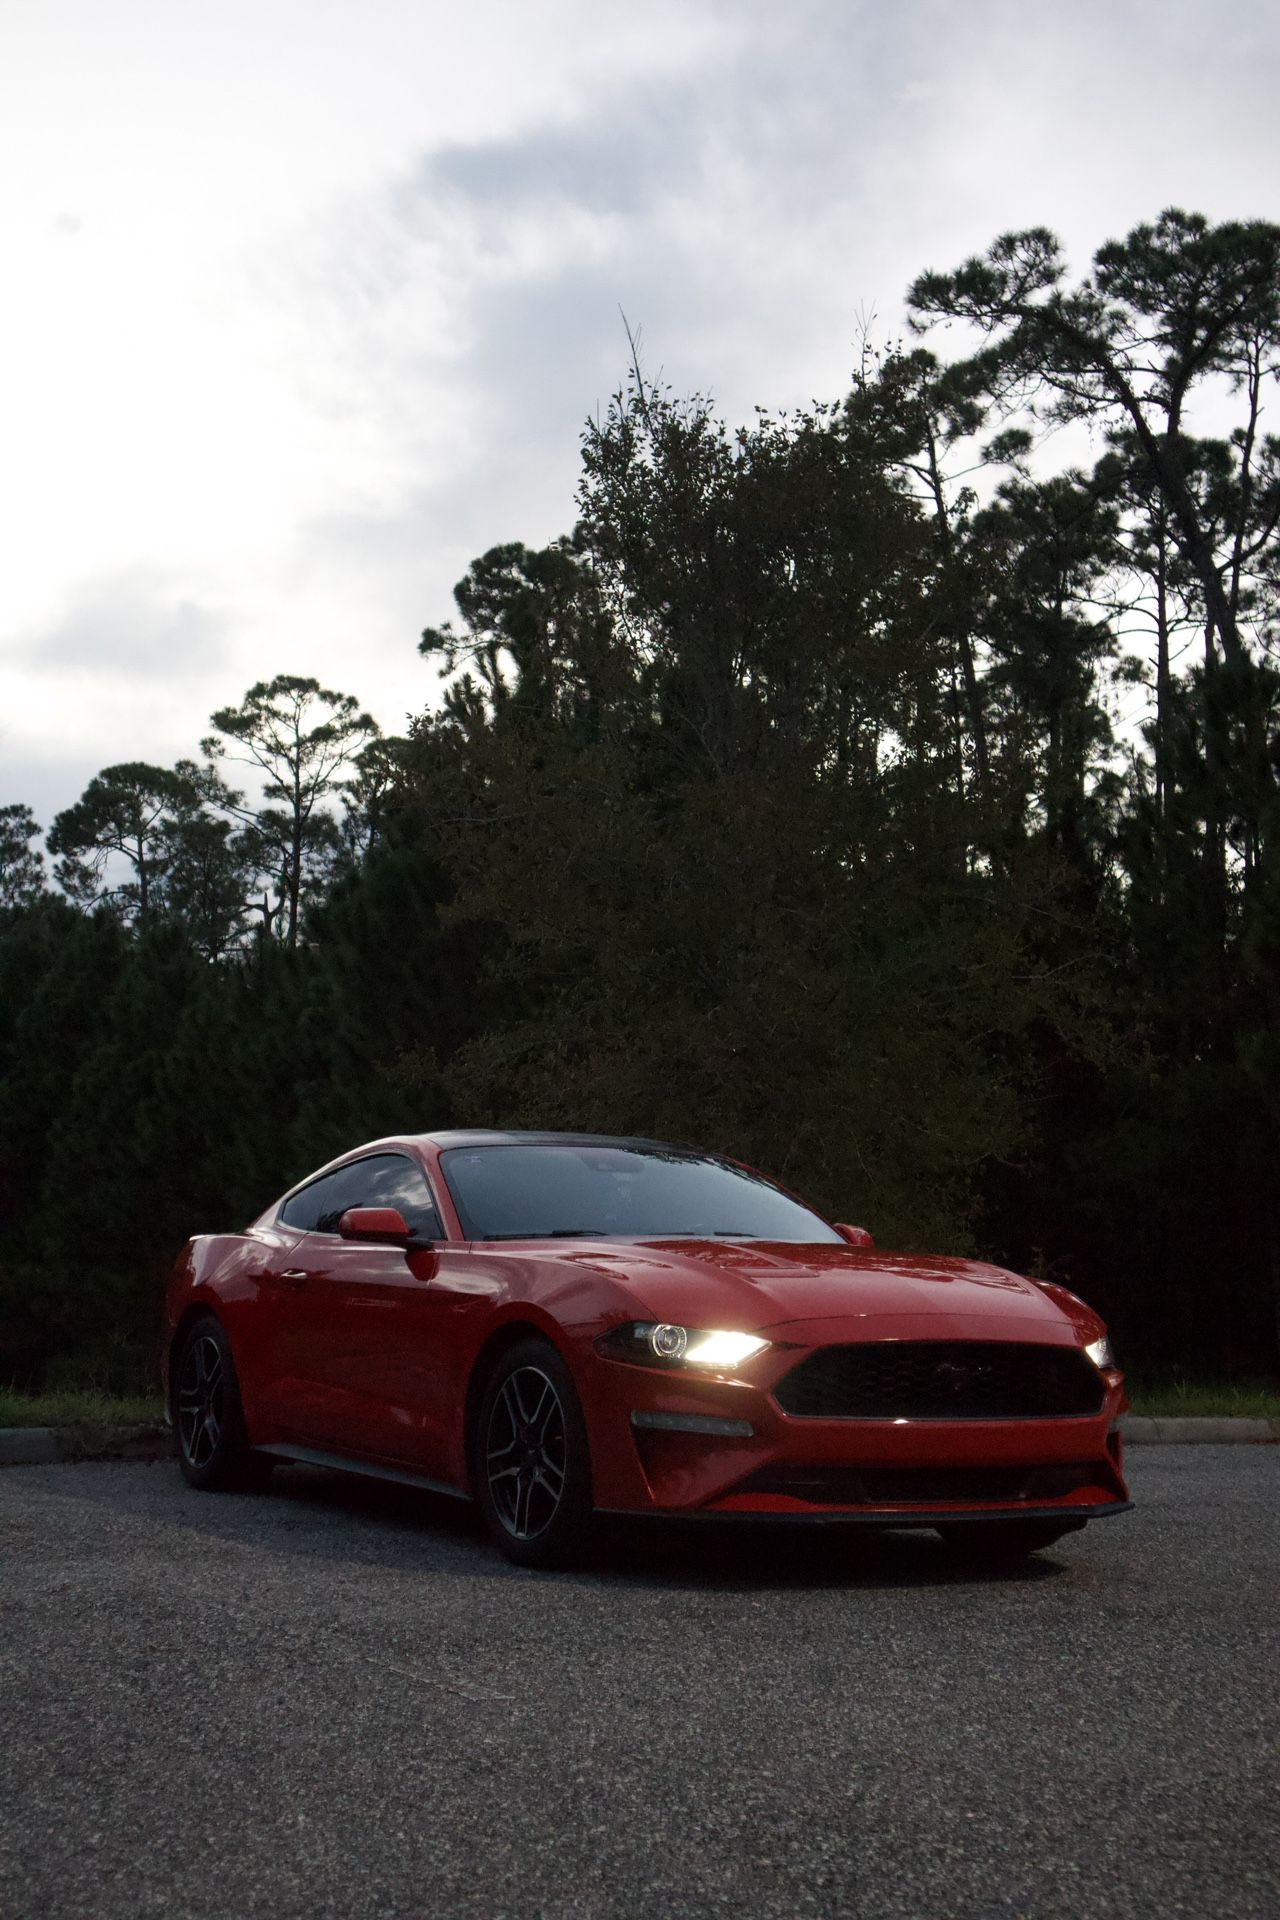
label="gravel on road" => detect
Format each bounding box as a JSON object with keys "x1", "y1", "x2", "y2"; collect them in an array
[{"x1": 1, "y1": 1447, "x2": 1277, "y2": 1920}]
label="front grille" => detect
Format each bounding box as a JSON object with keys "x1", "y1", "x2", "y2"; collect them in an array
[
  {"x1": 737, "y1": 1461, "x2": 1103, "y2": 1506},
  {"x1": 773, "y1": 1341, "x2": 1104, "y2": 1420}
]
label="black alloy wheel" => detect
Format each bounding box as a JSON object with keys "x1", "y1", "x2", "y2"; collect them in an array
[
  {"x1": 178, "y1": 1332, "x2": 225, "y2": 1469},
  {"x1": 175, "y1": 1314, "x2": 271, "y2": 1492},
  {"x1": 474, "y1": 1339, "x2": 592, "y2": 1568},
  {"x1": 936, "y1": 1517, "x2": 1085, "y2": 1561}
]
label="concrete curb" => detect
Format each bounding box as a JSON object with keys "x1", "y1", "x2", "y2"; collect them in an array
[
  {"x1": 0, "y1": 1424, "x2": 172, "y2": 1466},
  {"x1": 1120, "y1": 1414, "x2": 1280, "y2": 1445},
  {"x1": 0, "y1": 1427, "x2": 62, "y2": 1465}
]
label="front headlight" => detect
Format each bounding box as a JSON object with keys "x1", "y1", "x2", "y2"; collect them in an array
[
  {"x1": 1085, "y1": 1334, "x2": 1116, "y2": 1371},
  {"x1": 597, "y1": 1322, "x2": 770, "y2": 1369}
]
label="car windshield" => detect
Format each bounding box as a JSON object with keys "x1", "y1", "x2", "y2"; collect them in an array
[{"x1": 438, "y1": 1144, "x2": 844, "y2": 1243}]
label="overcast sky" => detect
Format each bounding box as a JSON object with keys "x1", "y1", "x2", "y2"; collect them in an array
[{"x1": 2, "y1": 0, "x2": 1277, "y2": 827}]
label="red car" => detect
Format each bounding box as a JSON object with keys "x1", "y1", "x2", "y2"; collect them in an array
[{"x1": 163, "y1": 1130, "x2": 1132, "y2": 1566}]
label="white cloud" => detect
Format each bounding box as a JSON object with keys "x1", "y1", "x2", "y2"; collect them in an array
[{"x1": 1, "y1": 0, "x2": 1277, "y2": 820}]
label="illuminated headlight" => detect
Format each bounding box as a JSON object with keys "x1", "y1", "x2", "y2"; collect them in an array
[
  {"x1": 1085, "y1": 1334, "x2": 1116, "y2": 1371},
  {"x1": 597, "y1": 1322, "x2": 770, "y2": 1369}
]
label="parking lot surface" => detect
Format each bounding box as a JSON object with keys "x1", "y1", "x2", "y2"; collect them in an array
[{"x1": 1, "y1": 1447, "x2": 1277, "y2": 1919}]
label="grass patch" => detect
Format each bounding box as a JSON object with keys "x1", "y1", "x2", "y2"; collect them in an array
[
  {"x1": 0, "y1": 1388, "x2": 164, "y2": 1430},
  {"x1": 1126, "y1": 1379, "x2": 1280, "y2": 1419}
]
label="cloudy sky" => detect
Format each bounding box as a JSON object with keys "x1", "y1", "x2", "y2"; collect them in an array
[{"x1": 2, "y1": 0, "x2": 1277, "y2": 827}]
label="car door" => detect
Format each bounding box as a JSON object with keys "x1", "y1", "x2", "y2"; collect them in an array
[
  {"x1": 255, "y1": 1164, "x2": 356, "y2": 1443},
  {"x1": 228, "y1": 1217, "x2": 313, "y2": 1434},
  {"x1": 283, "y1": 1153, "x2": 456, "y2": 1473}
]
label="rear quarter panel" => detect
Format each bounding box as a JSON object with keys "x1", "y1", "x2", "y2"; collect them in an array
[{"x1": 162, "y1": 1226, "x2": 297, "y2": 1423}]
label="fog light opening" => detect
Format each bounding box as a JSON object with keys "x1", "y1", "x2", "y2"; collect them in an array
[{"x1": 630, "y1": 1410, "x2": 755, "y2": 1438}]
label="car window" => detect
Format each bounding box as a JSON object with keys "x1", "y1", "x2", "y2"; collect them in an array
[
  {"x1": 280, "y1": 1168, "x2": 344, "y2": 1231},
  {"x1": 280, "y1": 1154, "x2": 442, "y2": 1238},
  {"x1": 438, "y1": 1144, "x2": 843, "y2": 1243},
  {"x1": 357, "y1": 1155, "x2": 443, "y2": 1238}
]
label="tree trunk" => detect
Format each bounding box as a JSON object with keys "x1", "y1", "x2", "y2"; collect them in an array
[
  {"x1": 922, "y1": 422, "x2": 992, "y2": 810},
  {"x1": 1154, "y1": 534, "x2": 1171, "y2": 833},
  {"x1": 1201, "y1": 622, "x2": 1230, "y2": 1041}
]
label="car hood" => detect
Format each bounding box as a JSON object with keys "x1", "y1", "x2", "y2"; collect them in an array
[{"x1": 543, "y1": 1238, "x2": 1088, "y2": 1337}]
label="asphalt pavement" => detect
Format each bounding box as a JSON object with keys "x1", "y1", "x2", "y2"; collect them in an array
[{"x1": 1, "y1": 1447, "x2": 1277, "y2": 1920}]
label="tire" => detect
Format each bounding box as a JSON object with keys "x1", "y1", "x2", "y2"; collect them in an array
[
  {"x1": 473, "y1": 1338, "x2": 593, "y2": 1568},
  {"x1": 174, "y1": 1314, "x2": 273, "y2": 1493},
  {"x1": 937, "y1": 1517, "x2": 1085, "y2": 1562}
]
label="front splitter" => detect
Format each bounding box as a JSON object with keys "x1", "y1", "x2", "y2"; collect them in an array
[{"x1": 594, "y1": 1499, "x2": 1134, "y2": 1528}]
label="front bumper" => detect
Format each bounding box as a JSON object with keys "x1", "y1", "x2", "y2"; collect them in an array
[{"x1": 582, "y1": 1330, "x2": 1131, "y2": 1525}]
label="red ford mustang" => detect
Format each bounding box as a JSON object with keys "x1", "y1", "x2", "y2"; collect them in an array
[{"x1": 163, "y1": 1130, "x2": 1132, "y2": 1566}]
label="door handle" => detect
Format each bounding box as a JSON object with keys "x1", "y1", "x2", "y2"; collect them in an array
[{"x1": 278, "y1": 1269, "x2": 309, "y2": 1289}]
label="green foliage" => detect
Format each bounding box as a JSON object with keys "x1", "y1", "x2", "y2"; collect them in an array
[
  {"x1": 1124, "y1": 1378, "x2": 1280, "y2": 1419},
  {"x1": 0, "y1": 1388, "x2": 163, "y2": 1428},
  {"x1": 203, "y1": 674, "x2": 381, "y2": 949},
  {"x1": 0, "y1": 804, "x2": 47, "y2": 912},
  {"x1": 47, "y1": 761, "x2": 199, "y2": 918}
]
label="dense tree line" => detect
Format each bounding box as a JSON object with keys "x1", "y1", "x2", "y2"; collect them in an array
[{"x1": 2, "y1": 209, "x2": 1277, "y2": 1389}]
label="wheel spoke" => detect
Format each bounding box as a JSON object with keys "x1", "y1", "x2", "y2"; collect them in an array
[
  {"x1": 497, "y1": 1379, "x2": 521, "y2": 1434},
  {"x1": 533, "y1": 1478, "x2": 558, "y2": 1530},
  {"x1": 528, "y1": 1377, "x2": 554, "y2": 1437},
  {"x1": 509, "y1": 1371, "x2": 535, "y2": 1425}
]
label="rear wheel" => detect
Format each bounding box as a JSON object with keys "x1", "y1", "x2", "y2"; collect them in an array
[
  {"x1": 937, "y1": 1517, "x2": 1085, "y2": 1562},
  {"x1": 473, "y1": 1339, "x2": 593, "y2": 1568},
  {"x1": 175, "y1": 1315, "x2": 272, "y2": 1492}
]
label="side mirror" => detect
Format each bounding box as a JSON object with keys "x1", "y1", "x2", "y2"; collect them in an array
[
  {"x1": 834, "y1": 1222, "x2": 874, "y2": 1248},
  {"x1": 338, "y1": 1206, "x2": 412, "y2": 1246}
]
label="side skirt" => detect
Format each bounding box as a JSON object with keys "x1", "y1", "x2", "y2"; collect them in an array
[{"x1": 256, "y1": 1443, "x2": 471, "y2": 1502}]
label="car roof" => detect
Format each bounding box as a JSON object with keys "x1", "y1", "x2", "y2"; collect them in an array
[{"x1": 411, "y1": 1129, "x2": 702, "y2": 1154}]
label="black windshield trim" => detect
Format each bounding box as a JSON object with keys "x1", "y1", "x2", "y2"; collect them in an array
[{"x1": 473, "y1": 1230, "x2": 768, "y2": 1243}]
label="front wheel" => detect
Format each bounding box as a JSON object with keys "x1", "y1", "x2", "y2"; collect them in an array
[
  {"x1": 473, "y1": 1339, "x2": 593, "y2": 1568},
  {"x1": 937, "y1": 1517, "x2": 1085, "y2": 1562},
  {"x1": 175, "y1": 1315, "x2": 272, "y2": 1492}
]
